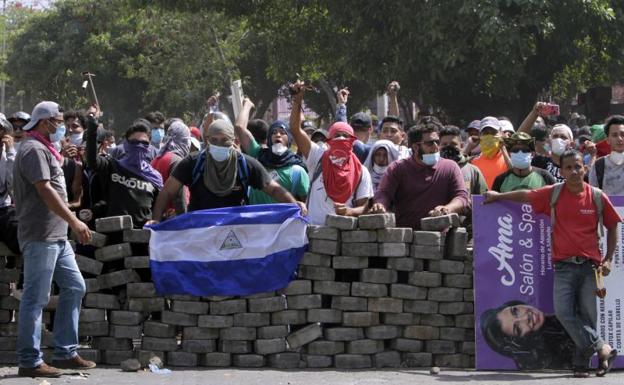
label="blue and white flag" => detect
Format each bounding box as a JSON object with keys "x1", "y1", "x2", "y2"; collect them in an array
[{"x1": 147, "y1": 204, "x2": 308, "y2": 296}]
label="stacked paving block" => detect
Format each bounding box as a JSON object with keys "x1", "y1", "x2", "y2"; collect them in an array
[
  {"x1": 0, "y1": 212, "x2": 474, "y2": 368},
  {"x1": 0, "y1": 243, "x2": 20, "y2": 365}
]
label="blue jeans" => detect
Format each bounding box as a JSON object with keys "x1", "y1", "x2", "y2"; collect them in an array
[
  {"x1": 553, "y1": 260, "x2": 604, "y2": 368},
  {"x1": 17, "y1": 240, "x2": 86, "y2": 368}
]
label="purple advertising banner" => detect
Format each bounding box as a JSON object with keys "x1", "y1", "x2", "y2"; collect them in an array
[{"x1": 473, "y1": 195, "x2": 624, "y2": 371}]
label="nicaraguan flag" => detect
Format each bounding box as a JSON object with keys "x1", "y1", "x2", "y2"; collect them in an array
[{"x1": 147, "y1": 204, "x2": 308, "y2": 296}]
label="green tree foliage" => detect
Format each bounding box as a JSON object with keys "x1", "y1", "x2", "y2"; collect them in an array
[
  {"x1": 238, "y1": 0, "x2": 622, "y2": 123},
  {"x1": 6, "y1": 0, "x2": 624, "y2": 127},
  {"x1": 6, "y1": 0, "x2": 243, "y2": 129}
]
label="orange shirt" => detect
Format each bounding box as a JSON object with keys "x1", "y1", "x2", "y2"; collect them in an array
[
  {"x1": 528, "y1": 183, "x2": 621, "y2": 264},
  {"x1": 471, "y1": 151, "x2": 508, "y2": 189}
]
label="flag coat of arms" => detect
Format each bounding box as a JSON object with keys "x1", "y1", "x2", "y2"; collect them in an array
[{"x1": 147, "y1": 204, "x2": 308, "y2": 296}]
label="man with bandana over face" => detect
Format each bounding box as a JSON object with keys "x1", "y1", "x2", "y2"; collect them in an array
[
  {"x1": 148, "y1": 118, "x2": 306, "y2": 224},
  {"x1": 370, "y1": 117, "x2": 469, "y2": 230},
  {"x1": 289, "y1": 81, "x2": 373, "y2": 226},
  {"x1": 234, "y1": 97, "x2": 309, "y2": 204},
  {"x1": 470, "y1": 116, "x2": 511, "y2": 188},
  {"x1": 86, "y1": 117, "x2": 163, "y2": 228}
]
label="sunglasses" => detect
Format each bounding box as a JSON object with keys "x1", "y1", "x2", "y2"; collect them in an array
[
  {"x1": 128, "y1": 139, "x2": 150, "y2": 146},
  {"x1": 418, "y1": 139, "x2": 440, "y2": 146}
]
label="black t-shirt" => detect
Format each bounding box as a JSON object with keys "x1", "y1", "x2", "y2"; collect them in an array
[
  {"x1": 532, "y1": 155, "x2": 564, "y2": 182},
  {"x1": 62, "y1": 157, "x2": 77, "y2": 202},
  {"x1": 93, "y1": 156, "x2": 158, "y2": 228},
  {"x1": 172, "y1": 152, "x2": 271, "y2": 211}
]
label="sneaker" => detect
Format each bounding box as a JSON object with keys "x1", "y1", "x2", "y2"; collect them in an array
[
  {"x1": 52, "y1": 355, "x2": 96, "y2": 370},
  {"x1": 18, "y1": 363, "x2": 62, "y2": 378}
]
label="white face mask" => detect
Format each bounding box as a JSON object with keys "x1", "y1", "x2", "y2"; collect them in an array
[
  {"x1": 13, "y1": 142, "x2": 20, "y2": 153},
  {"x1": 610, "y1": 151, "x2": 624, "y2": 166},
  {"x1": 271, "y1": 143, "x2": 288, "y2": 156},
  {"x1": 550, "y1": 138, "x2": 568, "y2": 156},
  {"x1": 69, "y1": 132, "x2": 83, "y2": 147},
  {"x1": 315, "y1": 141, "x2": 328, "y2": 150},
  {"x1": 372, "y1": 164, "x2": 388, "y2": 174},
  {"x1": 208, "y1": 144, "x2": 231, "y2": 162}
]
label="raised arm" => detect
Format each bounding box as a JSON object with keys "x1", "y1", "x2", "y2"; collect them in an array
[
  {"x1": 335, "y1": 88, "x2": 349, "y2": 122},
  {"x1": 387, "y1": 81, "x2": 400, "y2": 117},
  {"x1": 289, "y1": 81, "x2": 312, "y2": 158},
  {"x1": 234, "y1": 98, "x2": 256, "y2": 154},
  {"x1": 85, "y1": 116, "x2": 108, "y2": 172},
  {"x1": 518, "y1": 102, "x2": 547, "y2": 134}
]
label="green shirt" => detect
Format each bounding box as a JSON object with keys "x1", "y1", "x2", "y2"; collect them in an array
[
  {"x1": 499, "y1": 171, "x2": 548, "y2": 193},
  {"x1": 247, "y1": 139, "x2": 310, "y2": 204}
]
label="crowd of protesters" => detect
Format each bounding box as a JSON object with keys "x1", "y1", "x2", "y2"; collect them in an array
[{"x1": 2, "y1": 79, "x2": 623, "y2": 377}]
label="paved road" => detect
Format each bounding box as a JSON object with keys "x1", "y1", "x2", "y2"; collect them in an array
[{"x1": 1, "y1": 367, "x2": 623, "y2": 385}]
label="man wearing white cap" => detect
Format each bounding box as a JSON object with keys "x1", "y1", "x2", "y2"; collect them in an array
[
  {"x1": 499, "y1": 117, "x2": 515, "y2": 138},
  {"x1": 13, "y1": 101, "x2": 95, "y2": 377}
]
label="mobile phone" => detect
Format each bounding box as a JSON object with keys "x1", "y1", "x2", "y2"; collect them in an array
[{"x1": 538, "y1": 103, "x2": 560, "y2": 116}]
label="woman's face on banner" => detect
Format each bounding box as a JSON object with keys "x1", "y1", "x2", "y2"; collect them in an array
[{"x1": 497, "y1": 304, "x2": 545, "y2": 338}]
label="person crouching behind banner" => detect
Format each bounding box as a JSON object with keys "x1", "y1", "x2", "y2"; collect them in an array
[
  {"x1": 483, "y1": 149, "x2": 621, "y2": 378},
  {"x1": 147, "y1": 119, "x2": 306, "y2": 225},
  {"x1": 481, "y1": 300, "x2": 575, "y2": 370}
]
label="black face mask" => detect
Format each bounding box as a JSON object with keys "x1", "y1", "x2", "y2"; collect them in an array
[{"x1": 440, "y1": 146, "x2": 462, "y2": 163}]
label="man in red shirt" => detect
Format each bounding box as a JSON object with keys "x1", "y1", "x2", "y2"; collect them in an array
[{"x1": 483, "y1": 149, "x2": 620, "y2": 377}]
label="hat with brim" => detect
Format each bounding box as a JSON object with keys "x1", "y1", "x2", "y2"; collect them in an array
[
  {"x1": 479, "y1": 116, "x2": 502, "y2": 133},
  {"x1": 23, "y1": 101, "x2": 61, "y2": 131},
  {"x1": 311, "y1": 128, "x2": 328, "y2": 141},
  {"x1": 350, "y1": 112, "x2": 372, "y2": 129},
  {"x1": 504, "y1": 132, "x2": 535, "y2": 151}
]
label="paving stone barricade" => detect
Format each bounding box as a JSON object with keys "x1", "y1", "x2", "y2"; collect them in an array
[{"x1": 0, "y1": 213, "x2": 474, "y2": 369}]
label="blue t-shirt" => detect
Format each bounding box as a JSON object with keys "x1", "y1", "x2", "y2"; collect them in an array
[{"x1": 353, "y1": 140, "x2": 371, "y2": 164}]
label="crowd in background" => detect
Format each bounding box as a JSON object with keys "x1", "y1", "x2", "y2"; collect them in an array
[
  {"x1": 6, "y1": 79, "x2": 624, "y2": 377},
  {"x1": 1, "y1": 80, "x2": 623, "y2": 254}
]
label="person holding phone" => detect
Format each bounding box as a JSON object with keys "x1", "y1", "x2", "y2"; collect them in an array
[{"x1": 517, "y1": 102, "x2": 583, "y2": 182}]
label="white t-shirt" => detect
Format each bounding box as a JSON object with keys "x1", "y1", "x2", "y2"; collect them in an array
[
  {"x1": 589, "y1": 155, "x2": 624, "y2": 196},
  {"x1": 305, "y1": 143, "x2": 374, "y2": 225}
]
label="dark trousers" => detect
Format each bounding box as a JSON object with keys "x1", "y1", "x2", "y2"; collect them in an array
[{"x1": 0, "y1": 205, "x2": 20, "y2": 255}]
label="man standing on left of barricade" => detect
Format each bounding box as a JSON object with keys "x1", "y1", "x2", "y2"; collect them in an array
[{"x1": 14, "y1": 101, "x2": 95, "y2": 378}]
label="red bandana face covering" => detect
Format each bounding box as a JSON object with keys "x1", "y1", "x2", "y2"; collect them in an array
[
  {"x1": 321, "y1": 122, "x2": 362, "y2": 204},
  {"x1": 28, "y1": 130, "x2": 62, "y2": 161}
]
